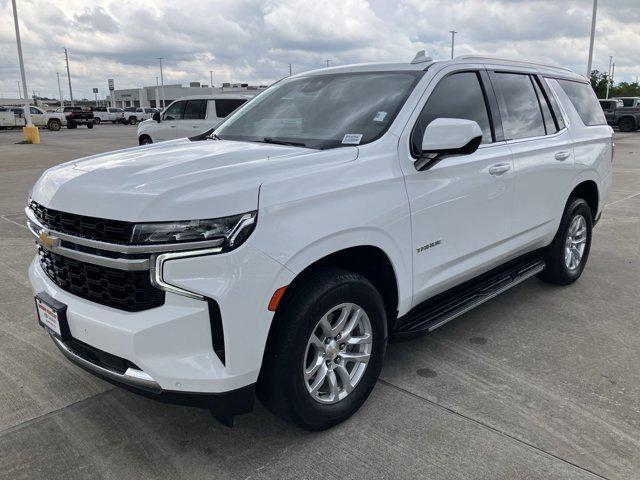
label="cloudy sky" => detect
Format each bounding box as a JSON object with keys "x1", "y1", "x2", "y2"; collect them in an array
[{"x1": 1, "y1": 0, "x2": 639, "y2": 100}]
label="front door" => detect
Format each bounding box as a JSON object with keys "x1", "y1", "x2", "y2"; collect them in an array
[
  {"x1": 400, "y1": 69, "x2": 515, "y2": 305},
  {"x1": 156, "y1": 100, "x2": 186, "y2": 141}
]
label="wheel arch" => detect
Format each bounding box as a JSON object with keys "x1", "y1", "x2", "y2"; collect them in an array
[{"x1": 568, "y1": 179, "x2": 599, "y2": 220}]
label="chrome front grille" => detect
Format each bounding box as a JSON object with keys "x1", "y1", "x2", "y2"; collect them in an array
[
  {"x1": 29, "y1": 200, "x2": 134, "y2": 244},
  {"x1": 37, "y1": 245, "x2": 165, "y2": 312}
]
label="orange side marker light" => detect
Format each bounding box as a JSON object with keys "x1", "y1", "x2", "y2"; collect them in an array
[{"x1": 268, "y1": 286, "x2": 288, "y2": 312}]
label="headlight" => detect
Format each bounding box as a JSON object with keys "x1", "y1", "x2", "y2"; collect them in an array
[{"x1": 130, "y1": 211, "x2": 257, "y2": 249}]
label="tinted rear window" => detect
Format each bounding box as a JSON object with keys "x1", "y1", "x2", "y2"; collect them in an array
[
  {"x1": 492, "y1": 72, "x2": 546, "y2": 140},
  {"x1": 557, "y1": 80, "x2": 606, "y2": 126},
  {"x1": 215, "y1": 99, "x2": 247, "y2": 118}
]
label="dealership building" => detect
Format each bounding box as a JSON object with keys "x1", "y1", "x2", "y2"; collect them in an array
[{"x1": 108, "y1": 82, "x2": 268, "y2": 108}]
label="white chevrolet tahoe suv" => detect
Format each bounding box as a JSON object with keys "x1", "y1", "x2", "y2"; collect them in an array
[
  {"x1": 27, "y1": 54, "x2": 613, "y2": 430},
  {"x1": 136, "y1": 94, "x2": 251, "y2": 145}
]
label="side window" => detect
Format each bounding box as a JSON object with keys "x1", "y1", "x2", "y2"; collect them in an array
[
  {"x1": 531, "y1": 78, "x2": 557, "y2": 134},
  {"x1": 556, "y1": 79, "x2": 607, "y2": 126},
  {"x1": 412, "y1": 71, "x2": 493, "y2": 155},
  {"x1": 215, "y1": 99, "x2": 247, "y2": 118},
  {"x1": 30, "y1": 107, "x2": 41, "y2": 115},
  {"x1": 492, "y1": 72, "x2": 546, "y2": 140},
  {"x1": 184, "y1": 100, "x2": 207, "y2": 120},
  {"x1": 163, "y1": 101, "x2": 185, "y2": 120}
]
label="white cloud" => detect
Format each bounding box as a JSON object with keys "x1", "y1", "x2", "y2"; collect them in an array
[{"x1": 0, "y1": 0, "x2": 637, "y2": 100}]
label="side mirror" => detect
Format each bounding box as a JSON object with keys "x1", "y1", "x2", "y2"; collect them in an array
[
  {"x1": 416, "y1": 118, "x2": 483, "y2": 170},
  {"x1": 152, "y1": 111, "x2": 161, "y2": 123}
]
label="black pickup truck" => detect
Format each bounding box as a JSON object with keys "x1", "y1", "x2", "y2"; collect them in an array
[
  {"x1": 600, "y1": 97, "x2": 640, "y2": 132},
  {"x1": 61, "y1": 106, "x2": 94, "y2": 129}
]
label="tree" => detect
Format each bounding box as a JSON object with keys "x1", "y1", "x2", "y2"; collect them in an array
[
  {"x1": 610, "y1": 81, "x2": 640, "y2": 98},
  {"x1": 589, "y1": 70, "x2": 610, "y2": 98}
]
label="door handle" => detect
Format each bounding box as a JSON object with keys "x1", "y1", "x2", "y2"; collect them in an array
[
  {"x1": 554, "y1": 151, "x2": 571, "y2": 161},
  {"x1": 170, "y1": 125, "x2": 176, "y2": 128},
  {"x1": 489, "y1": 164, "x2": 511, "y2": 176}
]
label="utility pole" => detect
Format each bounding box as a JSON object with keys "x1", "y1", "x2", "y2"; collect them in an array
[
  {"x1": 57, "y1": 72, "x2": 63, "y2": 107},
  {"x1": 606, "y1": 56, "x2": 613, "y2": 99},
  {"x1": 325, "y1": 59, "x2": 330, "y2": 68},
  {"x1": 288, "y1": 63, "x2": 292, "y2": 76},
  {"x1": 11, "y1": 0, "x2": 32, "y2": 126},
  {"x1": 155, "y1": 76, "x2": 160, "y2": 108},
  {"x1": 64, "y1": 48, "x2": 74, "y2": 106},
  {"x1": 17, "y1": 81, "x2": 21, "y2": 98},
  {"x1": 586, "y1": 0, "x2": 598, "y2": 77},
  {"x1": 158, "y1": 57, "x2": 165, "y2": 109},
  {"x1": 210, "y1": 70, "x2": 214, "y2": 90},
  {"x1": 449, "y1": 30, "x2": 458, "y2": 59}
]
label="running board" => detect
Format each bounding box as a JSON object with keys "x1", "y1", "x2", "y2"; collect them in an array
[{"x1": 393, "y1": 258, "x2": 545, "y2": 339}]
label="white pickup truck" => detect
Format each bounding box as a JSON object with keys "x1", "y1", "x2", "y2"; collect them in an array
[
  {"x1": 0, "y1": 106, "x2": 66, "y2": 131},
  {"x1": 92, "y1": 107, "x2": 125, "y2": 124},
  {"x1": 123, "y1": 107, "x2": 156, "y2": 125}
]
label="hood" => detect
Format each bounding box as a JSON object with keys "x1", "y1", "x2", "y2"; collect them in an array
[{"x1": 30, "y1": 138, "x2": 357, "y2": 221}]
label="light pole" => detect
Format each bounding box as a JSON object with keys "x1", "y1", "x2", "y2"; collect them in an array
[
  {"x1": 17, "y1": 81, "x2": 21, "y2": 98},
  {"x1": 288, "y1": 63, "x2": 292, "y2": 76},
  {"x1": 155, "y1": 76, "x2": 160, "y2": 109},
  {"x1": 586, "y1": 0, "x2": 598, "y2": 77},
  {"x1": 606, "y1": 56, "x2": 613, "y2": 99},
  {"x1": 57, "y1": 72, "x2": 63, "y2": 108},
  {"x1": 325, "y1": 59, "x2": 330, "y2": 68},
  {"x1": 64, "y1": 48, "x2": 74, "y2": 106},
  {"x1": 158, "y1": 57, "x2": 166, "y2": 109},
  {"x1": 449, "y1": 30, "x2": 458, "y2": 59},
  {"x1": 210, "y1": 70, "x2": 214, "y2": 91},
  {"x1": 11, "y1": 0, "x2": 32, "y2": 126}
]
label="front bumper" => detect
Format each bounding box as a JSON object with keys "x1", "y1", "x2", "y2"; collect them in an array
[
  {"x1": 50, "y1": 331, "x2": 255, "y2": 421},
  {"x1": 28, "y1": 241, "x2": 294, "y2": 396}
]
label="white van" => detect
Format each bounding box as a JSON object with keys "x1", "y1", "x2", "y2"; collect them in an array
[{"x1": 136, "y1": 94, "x2": 252, "y2": 144}]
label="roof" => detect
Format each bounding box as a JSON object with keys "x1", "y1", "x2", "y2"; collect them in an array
[
  {"x1": 171, "y1": 93, "x2": 257, "y2": 101},
  {"x1": 296, "y1": 54, "x2": 584, "y2": 81}
]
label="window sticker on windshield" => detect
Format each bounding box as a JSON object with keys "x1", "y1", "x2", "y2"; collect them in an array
[
  {"x1": 342, "y1": 134, "x2": 363, "y2": 145},
  {"x1": 373, "y1": 111, "x2": 387, "y2": 122}
]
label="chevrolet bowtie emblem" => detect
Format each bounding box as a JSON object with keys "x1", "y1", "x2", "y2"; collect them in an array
[{"x1": 38, "y1": 230, "x2": 60, "y2": 249}]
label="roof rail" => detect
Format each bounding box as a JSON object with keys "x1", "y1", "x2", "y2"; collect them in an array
[{"x1": 454, "y1": 55, "x2": 573, "y2": 73}]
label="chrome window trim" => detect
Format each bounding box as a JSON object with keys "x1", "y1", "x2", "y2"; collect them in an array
[
  {"x1": 26, "y1": 207, "x2": 225, "y2": 254},
  {"x1": 151, "y1": 248, "x2": 223, "y2": 300}
]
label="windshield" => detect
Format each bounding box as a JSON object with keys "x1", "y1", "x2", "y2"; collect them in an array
[{"x1": 215, "y1": 71, "x2": 422, "y2": 149}]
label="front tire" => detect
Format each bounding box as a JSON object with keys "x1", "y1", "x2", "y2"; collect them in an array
[
  {"x1": 128, "y1": 117, "x2": 137, "y2": 125},
  {"x1": 539, "y1": 197, "x2": 593, "y2": 285},
  {"x1": 258, "y1": 268, "x2": 387, "y2": 430},
  {"x1": 87, "y1": 122, "x2": 94, "y2": 129},
  {"x1": 94, "y1": 117, "x2": 101, "y2": 124},
  {"x1": 47, "y1": 119, "x2": 61, "y2": 131}
]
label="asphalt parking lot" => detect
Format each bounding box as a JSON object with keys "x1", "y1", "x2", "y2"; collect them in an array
[{"x1": 0, "y1": 124, "x2": 638, "y2": 479}]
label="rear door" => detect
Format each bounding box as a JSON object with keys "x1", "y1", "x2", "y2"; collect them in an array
[
  {"x1": 488, "y1": 70, "x2": 573, "y2": 247},
  {"x1": 179, "y1": 99, "x2": 208, "y2": 136}
]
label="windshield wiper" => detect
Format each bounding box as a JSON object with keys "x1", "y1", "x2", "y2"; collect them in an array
[{"x1": 261, "y1": 137, "x2": 307, "y2": 147}]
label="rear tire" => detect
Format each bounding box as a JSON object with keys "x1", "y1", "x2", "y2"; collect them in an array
[
  {"x1": 48, "y1": 119, "x2": 61, "y2": 131},
  {"x1": 67, "y1": 121, "x2": 77, "y2": 129},
  {"x1": 87, "y1": 122, "x2": 94, "y2": 129},
  {"x1": 94, "y1": 117, "x2": 101, "y2": 124},
  {"x1": 618, "y1": 117, "x2": 635, "y2": 132},
  {"x1": 139, "y1": 135, "x2": 152, "y2": 145},
  {"x1": 258, "y1": 267, "x2": 387, "y2": 431},
  {"x1": 128, "y1": 117, "x2": 137, "y2": 126},
  {"x1": 538, "y1": 197, "x2": 593, "y2": 285}
]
